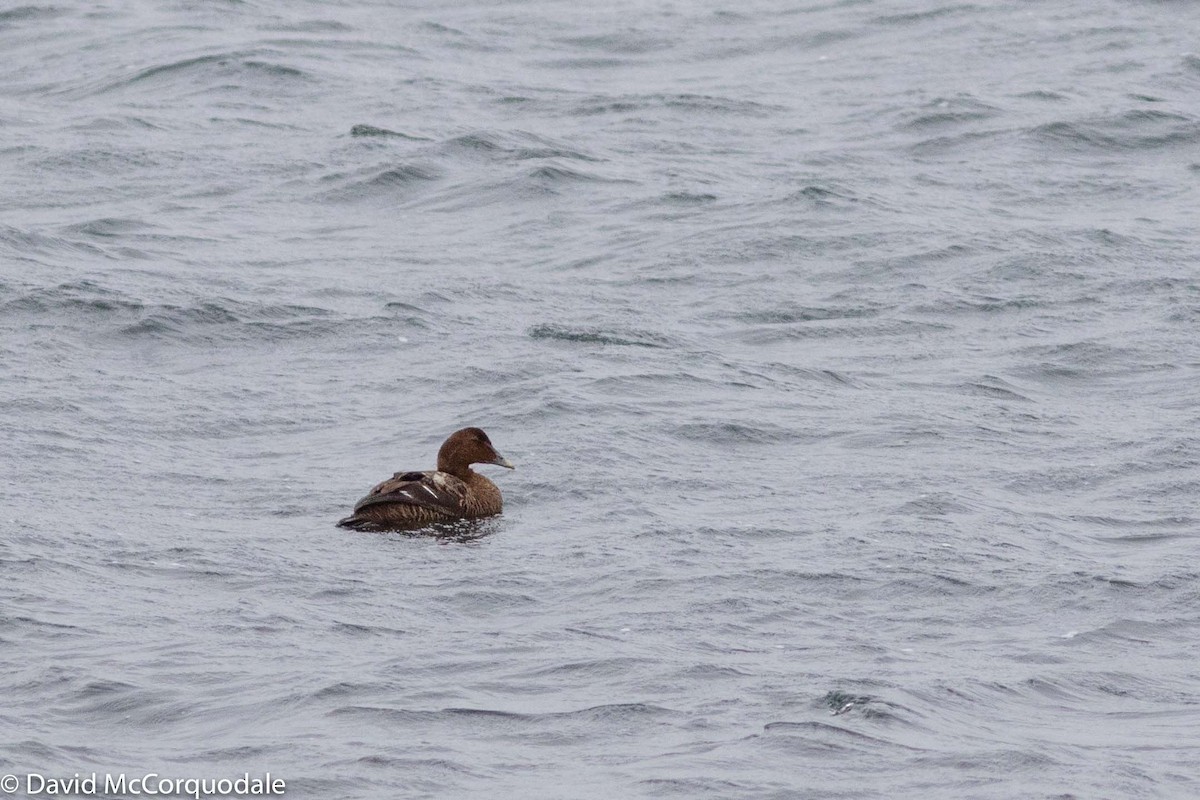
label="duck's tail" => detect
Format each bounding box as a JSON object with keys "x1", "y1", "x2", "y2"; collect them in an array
[{"x1": 336, "y1": 514, "x2": 381, "y2": 532}]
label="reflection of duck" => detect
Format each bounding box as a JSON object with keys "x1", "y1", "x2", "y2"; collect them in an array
[{"x1": 337, "y1": 427, "x2": 514, "y2": 531}]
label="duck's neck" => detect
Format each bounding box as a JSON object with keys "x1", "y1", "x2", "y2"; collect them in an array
[{"x1": 439, "y1": 460, "x2": 475, "y2": 481}]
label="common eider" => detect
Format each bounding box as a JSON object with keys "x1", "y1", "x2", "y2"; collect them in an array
[{"x1": 337, "y1": 427, "x2": 514, "y2": 531}]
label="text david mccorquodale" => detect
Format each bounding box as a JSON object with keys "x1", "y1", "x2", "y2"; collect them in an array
[{"x1": 13, "y1": 772, "x2": 286, "y2": 797}]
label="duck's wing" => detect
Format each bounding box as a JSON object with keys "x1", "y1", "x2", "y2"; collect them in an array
[{"x1": 351, "y1": 470, "x2": 471, "y2": 517}]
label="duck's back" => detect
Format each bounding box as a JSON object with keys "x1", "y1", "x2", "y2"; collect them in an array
[{"x1": 337, "y1": 469, "x2": 501, "y2": 531}]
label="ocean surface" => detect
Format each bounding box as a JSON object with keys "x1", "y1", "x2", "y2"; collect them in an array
[{"x1": 3, "y1": 1, "x2": 1200, "y2": 797}]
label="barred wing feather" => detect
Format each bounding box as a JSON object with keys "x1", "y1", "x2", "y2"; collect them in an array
[{"x1": 351, "y1": 470, "x2": 471, "y2": 518}]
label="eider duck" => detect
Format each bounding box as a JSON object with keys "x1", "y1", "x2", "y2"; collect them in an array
[{"x1": 337, "y1": 427, "x2": 514, "y2": 531}]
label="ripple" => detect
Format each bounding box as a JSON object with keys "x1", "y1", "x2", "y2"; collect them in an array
[
  {"x1": 317, "y1": 163, "x2": 442, "y2": 202},
  {"x1": 130, "y1": 54, "x2": 303, "y2": 85},
  {"x1": 528, "y1": 323, "x2": 671, "y2": 348},
  {"x1": 761, "y1": 720, "x2": 924, "y2": 753},
  {"x1": 1031, "y1": 110, "x2": 1200, "y2": 152},
  {"x1": 730, "y1": 304, "x2": 884, "y2": 325},
  {"x1": 671, "y1": 421, "x2": 808, "y2": 446},
  {"x1": 572, "y1": 92, "x2": 784, "y2": 117},
  {"x1": 349, "y1": 124, "x2": 430, "y2": 140}
]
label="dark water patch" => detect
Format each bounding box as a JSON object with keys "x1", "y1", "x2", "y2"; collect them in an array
[
  {"x1": 729, "y1": 304, "x2": 884, "y2": 325},
  {"x1": 419, "y1": 21, "x2": 466, "y2": 36},
  {"x1": 761, "y1": 720, "x2": 924, "y2": 753},
  {"x1": 529, "y1": 323, "x2": 671, "y2": 348},
  {"x1": 36, "y1": 146, "x2": 163, "y2": 178},
  {"x1": 550, "y1": 702, "x2": 676, "y2": 723},
  {"x1": 1012, "y1": 340, "x2": 1146, "y2": 384},
  {"x1": 382, "y1": 300, "x2": 433, "y2": 327},
  {"x1": 520, "y1": 656, "x2": 655, "y2": 680},
  {"x1": 785, "y1": 184, "x2": 859, "y2": 208},
  {"x1": 660, "y1": 191, "x2": 717, "y2": 205},
  {"x1": 857, "y1": 243, "x2": 977, "y2": 273},
  {"x1": 69, "y1": 115, "x2": 164, "y2": 133},
  {"x1": 310, "y1": 681, "x2": 379, "y2": 701},
  {"x1": 525, "y1": 163, "x2": 630, "y2": 185},
  {"x1": 115, "y1": 53, "x2": 310, "y2": 93},
  {"x1": 837, "y1": 426, "x2": 948, "y2": 450},
  {"x1": 438, "y1": 589, "x2": 539, "y2": 610},
  {"x1": 539, "y1": 57, "x2": 635, "y2": 70},
  {"x1": 896, "y1": 96, "x2": 1001, "y2": 131},
  {"x1": 822, "y1": 691, "x2": 874, "y2": 715},
  {"x1": 1170, "y1": 57, "x2": 1200, "y2": 90},
  {"x1": 0, "y1": 5, "x2": 64, "y2": 25},
  {"x1": 7, "y1": 739, "x2": 110, "y2": 773},
  {"x1": 353, "y1": 755, "x2": 478, "y2": 775},
  {"x1": 893, "y1": 492, "x2": 973, "y2": 518},
  {"x1": 741, "y1": 362, "x2": 858, "y2": 388},
  {"x1": 664, "y1": 93, "x2": 786, "y2": 115},
  {"x1": 349, "y1": 124, "x2": 429, "y2": 140},
  {"x1": 587, "y1": 369, "x2": 762, "y2": 397},
  {"x1": 445, "y1": 132, "x2": 503, "y2": 153},
  {"x1": 1, "y1": 280, "x2": 145, "y2": 316},
  {"x1": 910, "y1": 293, "x2": 1054, "y2": 315},
  {"x1": 60, "y1": 217, "x2": 157, "y2": 239},
  {"x1": 637, "y1": 777, "x2": 760, "y2": 797},
  {"x1": 514, "y1": 146, "x2": 600, "y2": 162},
  {"x1": 443, "y1": 128, "x2": 602, "y2": 166},
  {"x1": 873, "y1": 5, "x2": 978, "y2": 27},
  {"x1": 259, "y1": 19, "x2": 354, "y2": 33},
  {"x1": 1031, "y1": 110, "x2": 1200, "y2": 152},
  {"x1": 7, "y1": 615, "x2": 86, "y2": 639},
  {"x1": 118, "y1": 306, "x2": 269, "y2": 340},
  {"x1": 317, "y1": 163, "x2": 442, "y2": 202},
  {"x1": 189, "y1": 744, "x2": 289, "y2": 764},
  {"x1": 7, "y1": 293, "x2": 352, "y2": 345},
  {"x1": 1017, "y1": 89, "x2": 1069, "y2": 102},
  {"x1": 331, "y1": 702, "x2": 674, "y2": 729},
  {"x1": 739, "y1": 318, "x2": 949, "y2": 344},
  {"x1": 0, "y1": 225, "x2": 69, "y2": 256},
  {"x1": 53, "y1": 679, "x2": 186, "y2": 724},
  {"x1": 908, "y1": 127, "x2": 1008, "y2": 155},
  {"x1": 821, "y1": 691, "x2": 914, "y2": 725},
  {"x1": 557, "y1": 32, "x2": 675, "y2": 55},
  {"x1": 360, "y1": 518, "x2": 504, "y2": 543},
  {"x1": 699, "y1": 28, "x2": 859, "y2": 61},
  {"x1": 958, "y1": 376, "x2": 1033, "y2": 402},
  {"x1": 415, "y1": 20, "x2": 499, "y2": 52},
  {"x1": 331, "y1": 621, "x2": 408, "y2": 637},
  {"x1": 572, "y1": 92, "x2": 784, "y2": 117},
  {"x1": 1074, "y1": 513, "x2": 1198, "y2": 541},
  {"x1": 673, "y1": 663, "x2": 754, "y2": 680},
  {"x1": 1095, "y1": 532, "x2": 1193, "y2": 545},
  {"x1": 671, "y1": 421, "x2": 808, "y2": 446}
]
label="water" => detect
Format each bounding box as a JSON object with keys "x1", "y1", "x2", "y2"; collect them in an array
[{"x1": 3, "y1": 0, "x2": 1200, "y2": 797}]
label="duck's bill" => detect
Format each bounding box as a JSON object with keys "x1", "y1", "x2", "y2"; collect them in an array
[{"x1": 490, "y1": 454, "x2": 516, "y2": 469}]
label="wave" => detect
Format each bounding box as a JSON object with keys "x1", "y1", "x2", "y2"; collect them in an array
[
  {"x1": 1031, "y1": 110, "x2": 1200, "y2": 152},
  {"x1": 0, "y1": 280, "x2": 428, "y2": 345},
  {"x1": 316, "y1": 163, "x2": 442, "y2": 202},
  {"x1": 528, "y1": 323, "x2": 672, "y2": 348}
]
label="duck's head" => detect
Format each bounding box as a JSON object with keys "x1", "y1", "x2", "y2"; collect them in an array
[{"x1": 437, "y1": 427, "x2": 515, "y2": 477}]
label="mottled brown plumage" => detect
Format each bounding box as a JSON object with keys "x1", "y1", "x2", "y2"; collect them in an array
[{"x1": 337, "y1": 427, "x2": 514, "y2": 531}]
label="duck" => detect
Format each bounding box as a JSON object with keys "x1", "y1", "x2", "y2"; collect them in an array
[{"x1": 337, "y1": 427, "x2": 514, "y2": 531}]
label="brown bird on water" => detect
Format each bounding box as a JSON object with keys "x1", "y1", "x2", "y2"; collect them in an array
[{"x1": 337, "y1": 427, "x2": 515, "y2": 531}]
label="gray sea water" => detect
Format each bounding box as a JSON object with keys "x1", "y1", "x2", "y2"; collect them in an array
[{"x1": 4, "y1": 1, "x2": 1200, "y2": 797}]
